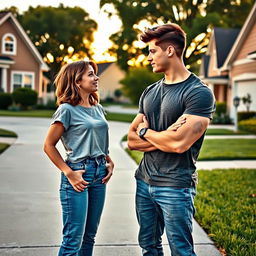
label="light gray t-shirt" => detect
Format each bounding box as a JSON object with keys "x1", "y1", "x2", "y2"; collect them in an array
[{"x1": 51, "y1": 103, "x2": 109, "y2": 163}]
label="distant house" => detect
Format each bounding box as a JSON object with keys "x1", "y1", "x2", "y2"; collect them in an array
[
  {"x1": 0, "y1": 12, "x2": 49, "y2": 102},
  {"x1": 97, "y1": 62, "x2": 129, "y2": 102},
  {"x1": 200, "y1": 3, "x2": 256, "y2": 120}
]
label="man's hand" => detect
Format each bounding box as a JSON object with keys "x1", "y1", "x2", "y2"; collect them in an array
[{"x1": 136, "y1": 115, "x2": 149, "y2": 136}]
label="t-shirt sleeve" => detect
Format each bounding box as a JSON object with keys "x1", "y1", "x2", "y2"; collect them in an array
[
  {"x1": 51, "y1": 104, "x2": 71, "y2": 130},
  {"x1": 138, "y1": 89, "x2": 147, "y2": 114},
  {"x1": 183, "y1": 85, "x2": 216, "y2": 120},
  {"x1": 97, "y1": 104, "x2": 107, "y2": 116}
]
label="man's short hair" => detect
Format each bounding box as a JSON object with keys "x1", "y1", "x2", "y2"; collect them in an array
[{"x1": 140, "y1": 24, "x2": 186, "y2": 57}]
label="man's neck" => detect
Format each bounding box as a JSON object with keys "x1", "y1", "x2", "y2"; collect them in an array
[{"x1": 164, "y1": 63, "x2": 191, "y2": 84}]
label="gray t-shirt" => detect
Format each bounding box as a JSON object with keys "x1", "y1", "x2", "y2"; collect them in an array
[
  {"x1": 51, "y1": 103, "x2": 109, "y2": 163},
  {"x1": 135, "y1": 73, "x2": 215, "y2": 188}
]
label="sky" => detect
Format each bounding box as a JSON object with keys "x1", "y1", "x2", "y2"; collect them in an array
[{"x1": 0, "y1": 0, "x2": 122, "y2": 62}]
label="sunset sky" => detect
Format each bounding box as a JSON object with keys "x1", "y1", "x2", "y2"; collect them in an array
[{"x1": 0, "y1": 0, "x2": 122, "y2": 62}]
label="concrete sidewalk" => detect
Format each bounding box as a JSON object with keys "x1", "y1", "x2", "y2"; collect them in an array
[{"x1": 0, "y1": 117, "x2": 222, "y2": 255}]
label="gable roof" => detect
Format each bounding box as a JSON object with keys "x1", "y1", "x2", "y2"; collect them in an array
[
  {"x1": 0, "y1": 12, "x2": 49, "y2": 71},
  {"x1": 222, "y1": 2, "x2": 256, "y2": 70},
  {"x1": 214, "y1": 27, "x2": 240, "y2": 68},
  {"x1": 97, "y1": 62, "x2": 113, "y2": 75}
]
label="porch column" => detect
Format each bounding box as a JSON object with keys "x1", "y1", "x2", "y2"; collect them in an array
[{"x1": 1, "y1": 68, "x2": 7, "y2": 92}]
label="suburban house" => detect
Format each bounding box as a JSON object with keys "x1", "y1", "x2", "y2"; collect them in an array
[
  {"x1": 97, "y1": 62, "x2": 128, "y2": 102},
  {"x1": 200, "y1": 3, "x2": 256, "y2": 120},
  {"x1": 0, "y1": 12, "x2": 49, "y2": 102}
]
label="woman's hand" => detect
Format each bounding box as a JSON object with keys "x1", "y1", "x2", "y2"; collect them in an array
[
  {"x1": 102, "y1": 157, "x2": 114, "y2": 184},
  {"x1": 65, "y1": 170, "x2": 89, "y2": 192},
  {"x1": 167, "y1": 115, "x2": 187, "y2": 131}
]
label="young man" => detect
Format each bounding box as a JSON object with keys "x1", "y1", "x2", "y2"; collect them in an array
[{"x1": 128, "y1": 24, "x2": 215, "y2": 256}]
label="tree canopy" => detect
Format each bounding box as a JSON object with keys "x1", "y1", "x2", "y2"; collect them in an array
[
  {"x1": 100, "y1": 0, "x2": 254, "y2": 72},
  {"x1": 2, "y1": 5, "x2": 97, "y2": 79}
]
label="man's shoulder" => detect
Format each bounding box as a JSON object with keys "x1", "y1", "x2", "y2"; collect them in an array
[
  {"x1": 187, "y1": 74, "x2": 213, "y2": 95},
  {"x1": 143, "y1": 78, "x2": 163, "y2": 93}
]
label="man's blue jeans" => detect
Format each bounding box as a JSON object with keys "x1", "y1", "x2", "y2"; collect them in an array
[
  {"x1": 136, "y1": 179, "x2": 197, "y2": 256},
  {"x1": 58, "y1": 156, "x2": 107, "y2": 256}
]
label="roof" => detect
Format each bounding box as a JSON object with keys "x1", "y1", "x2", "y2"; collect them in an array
[
  {"x1": 0, "y1": 55, "x2": 15, "y2": 64},
  {"x1": 222, "y1": 2, "x2": 256, "y2": 69},
  {"x1": 97, "y1": 62, "x2": 113, "y2": 75},
  {"x1": 201, "y1": 55, "x2": 210, "y2": 78},
  {"x1": 0, "y1": 12, "x2": 9, "y2": 19},
  {"x1": 214, "y1": 27, "x2": 240, "y2": 68},
  {"x1": 0, "y1": 12, "x2": 49, "y2": 71}
]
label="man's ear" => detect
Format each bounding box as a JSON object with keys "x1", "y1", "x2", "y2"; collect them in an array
[{"x1": 167, "y1": 45, "x2": 175, "y2": 57}]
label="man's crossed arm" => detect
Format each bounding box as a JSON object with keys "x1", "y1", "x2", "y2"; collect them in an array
[{"x1": 128, "y1": 113, "x2": 209, "y2": 153}]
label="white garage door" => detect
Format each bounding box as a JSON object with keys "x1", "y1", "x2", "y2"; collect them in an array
[{"x1": 237, "y1": 80, "x2": 256, "y2": 112}]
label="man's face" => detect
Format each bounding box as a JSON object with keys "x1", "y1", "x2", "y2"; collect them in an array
[{"x1": 147, "y1": 39, "x2": 170, "y2": 73}]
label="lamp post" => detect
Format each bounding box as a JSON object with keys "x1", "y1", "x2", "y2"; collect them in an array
[{"x1": 233, "y1": 96, "x2": 240, "y2": 132}]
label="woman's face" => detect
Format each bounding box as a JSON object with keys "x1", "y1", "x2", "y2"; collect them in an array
[{"x1": 77, "y1": 65, "x2": 99, "y2": 93}]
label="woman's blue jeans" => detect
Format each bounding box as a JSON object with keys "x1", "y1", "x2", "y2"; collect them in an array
[
  {"x1": 58, "y1": 156, "x2": 107, "y2": 256},
  {"x1": 136, "y1": 179, "x2": 197, "y2": 256}
]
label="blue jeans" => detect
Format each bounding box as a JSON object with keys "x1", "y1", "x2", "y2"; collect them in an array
[
  {"x1": 58, "y1": 156, "x2": 107, "y2": 256},
  {"x1": 136, "y1": 179, "x2": 197, "y2": 256}
]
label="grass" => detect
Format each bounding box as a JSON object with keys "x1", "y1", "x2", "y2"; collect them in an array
[
  {"x1": 0, "y1": 109, "x2": 55, "y2": 118},
  {"x1": 0, "y1": 143, "x2": 10, "y2": 154},
  {"x1": 205, "y1": 128, "x2": 249, "y2": 135},
  {"x1": 195, "y1": 169, "x2": 256, "y2": 256},
  {"x1": 200, "y1": 139, "x2": 256, "y2": 160},
  {"x1": 0, "y1": 128, "x2": 17, "y2": 137},
  {"x1": 125, "y1": 139, "x2": 256, "y2": 161}
]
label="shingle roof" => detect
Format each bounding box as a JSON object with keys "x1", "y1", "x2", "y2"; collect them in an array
[
  {"x1": 202, "y1": 55, "x2": 210, "y2": 78},
  {"x1": 214, "y1": 28, "x2": 240, "y2": 68},
  {"x1": 97, "y1": 62, "x2": 113, "y2": 75},
  {"x1": 0, "y1": 12, "x2": 9, "y2": 20}
]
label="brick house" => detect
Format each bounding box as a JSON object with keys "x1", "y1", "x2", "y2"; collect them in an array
[
  {"x1": 200, "y1": 3, "x2": 256, "y2": 120},
  {"x1": 0, "y1": 12, "x2": 49, "y2": 101}
]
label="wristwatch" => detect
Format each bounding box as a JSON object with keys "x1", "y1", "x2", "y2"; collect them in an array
[{"x1": 139, "y1": 128, "x2": 148, "y2": 141}]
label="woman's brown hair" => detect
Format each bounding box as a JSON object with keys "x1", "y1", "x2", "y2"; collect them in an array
[
  {"x1": 140, "y1": 23, "x2": 186, "y2": 57},
  {"x1": 54, "y1": 60, "x2": 99, "y2": 106}
]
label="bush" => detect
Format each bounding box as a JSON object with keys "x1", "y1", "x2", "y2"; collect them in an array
[
  {"x1": 215, "y1": 101, "x2": 227, "y2": 116},
  {"x1": 12, "y1": 88, "x2": 38, "y2": 109},
  {"x1": 238, "y1": 111, "x2": 256, "y2": 121},
  {"x1": 238, "y1": 118, "x2": 256, "y2": 134},
  {"x1": 120, "y1": 67, "x2": 162, "y2": 105},
  {"x1": 212, "y1": 114, "x2": 232, "y2": 124},
  {"x1": 0, "y1": 93, "x2": 13, "y2": 109}
]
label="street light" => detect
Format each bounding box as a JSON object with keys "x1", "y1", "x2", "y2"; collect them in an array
[{"x1": 233, "y1": 96, "x2": 240, "y2": 132}]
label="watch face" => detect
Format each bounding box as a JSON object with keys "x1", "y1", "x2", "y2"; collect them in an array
[{"x1": 139, "y1": 128, "x2": 147, "y2": 136}]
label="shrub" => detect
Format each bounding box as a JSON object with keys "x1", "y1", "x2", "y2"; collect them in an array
[
  {"x1": 12, "y1": 88, "x2": 38, "y2": 109},
  {"x1": 215, "y1": 102, "x2": 227, "y2": 116},
  {"x1": 238, "y1": 111, "x2": 256, "y2": 121},
  {"x1": 238, "y1": 118, "x2": 256, "y2": 134},
  {"x1": 212, "y1": 114, "x2": 232, "y2": 124},
  {"x1": 0, "y1": 93, "x2": 13, "y2": 109},
  {"x1": 120, "y1": 67, "x2": 162, "y2": 105}
]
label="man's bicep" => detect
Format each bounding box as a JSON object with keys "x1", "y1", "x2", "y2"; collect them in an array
[{"x1": 170, "y1": 114, "x2": 210, "y2": 143}]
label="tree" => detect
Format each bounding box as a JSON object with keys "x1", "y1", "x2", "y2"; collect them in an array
[
  {"x1": 100, "y1": 0, "x2": 254, "y2": 72},
  {"x1": 242, "y1": 94, "x2": 252, "y2": 112},
  {"x1": 15, "y1": 5, "x2": 97, "y2": 80},
  {"x1": 120, "y1": 67, "x2": 162, "y2": 104}
]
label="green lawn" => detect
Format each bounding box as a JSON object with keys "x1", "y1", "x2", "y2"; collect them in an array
[
  {"x1": 0, "y1": 110, "x2": 55, "y2": 118},
  {"x1": 0, "y1": 143, "x2": 10, "y2": 154},
  {"x1": 0, "y1": 128, "x2": 17, "y2": 137},
  {"x1": 200, "y1": 139, "x2": 256, "y2": 160},
  {"x1": 125, "y1": 139, "x2": 256, "y2": 161},
  {"x1": 206, "y1": 128, "x2": 249, "y2": 135},
  {"x1": 195, "y1": 169, "x2": 256, "y2": 256}
]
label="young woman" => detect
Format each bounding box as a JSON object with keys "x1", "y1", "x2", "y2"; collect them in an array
[{"x1": 44, "y1": 60, "x2": 114, "y2": 256}]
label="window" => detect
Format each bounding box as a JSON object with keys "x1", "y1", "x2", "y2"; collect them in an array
[
  {"x1": 11, "y1": 72, "x2": 34, "y2": 91},
  {"x1": 2, "y1": 33, "x2": 16, "y2": 55},
  {"x1": 13, "y1": 74, "x2": 22, "y2": 90}
]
